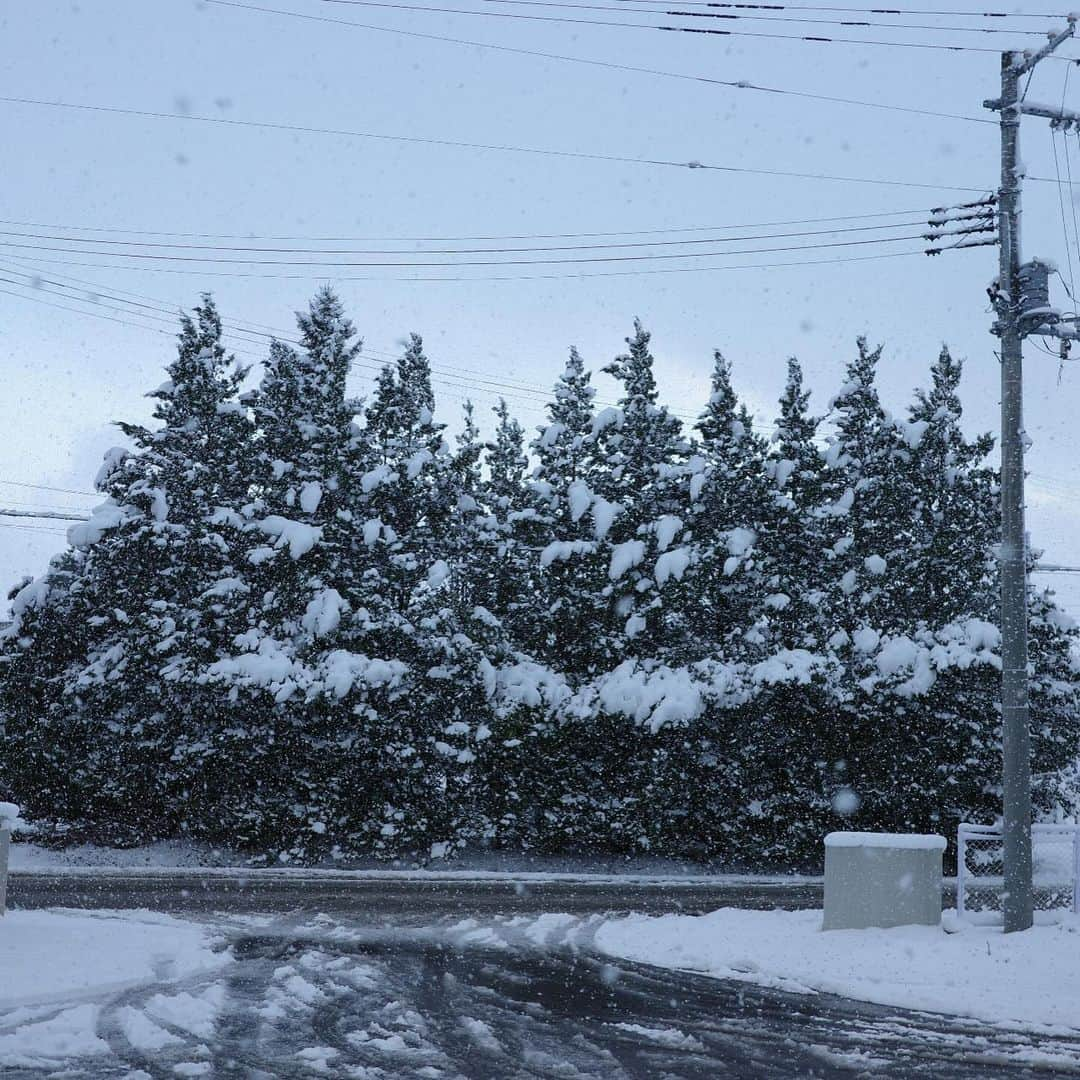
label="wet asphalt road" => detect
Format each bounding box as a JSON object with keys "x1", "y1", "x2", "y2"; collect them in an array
[{"x1": 9, "y1": 870, "x2": 829, "y2": 917}]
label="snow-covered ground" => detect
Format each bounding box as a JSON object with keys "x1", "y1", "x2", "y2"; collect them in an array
[
  {"x1": 593, "y1": 907, "x2": 1080, "y2": 1035},
  {"x1": 8, "y1": 840, "x2": 241, "y2": 871},
  {"x1": 2, "y1": 905, "x2": 1080, "y2": 1075},
  {"x1": 0, "y1": 909, "x2": 228, "y2": 1071}
]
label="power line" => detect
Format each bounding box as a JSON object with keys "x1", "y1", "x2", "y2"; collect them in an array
[
  {"x1": 0, "y1": 522, "x2": 69, "y2": 536},
  {"x1": 317, "y1": 0, "x2": 1047, "y2": 34},
  {"x1": 0, "y1": 278, "x2": 614, "y2": 416},
  {"x1": 0, "y1": 284, "x2": 175, "y2": 339},
  {"x1": 0, "y1": 96, "x2": 986, "y2": 192},
  {"x1": 0, "y1": 479, "x2": 96, "y2": 499},
  {"x1": 0, "y1": 260, "x2": 686, "y2": 410},
  {"x1": 0, "y1": 206, "x2": 948, "y2": 242},
  {"x1": 651, "y1": 9, "x2": 1040, "y2": 33},
  {"x1": 1066, "y1": 128, "x2": 1080, "y2": 309},
  {"x1": 201, "y1": 0, "x2": 1003, "y2": 102},
  {"x1": 0, "y1": 509, "x2": 88, "y2": 523},
  {"x1": 665, "y1": 21, "x2": 995, "y2": 47},
  {"x1": 0, "y1": 269, "x2": 700, "y2": 417},
  {"x1": 616, "y1": 2, "x2": 1070, "y2": 17},
  {"x1": 0, "y1": 218, "x2": 932, "y2": 256},
  {"x1": 0, "y1": 233, "x2": 945, "y2": 267},
  {"x1": 1049, "y1": 127, "x2": 1077, "y2": 309},
  {"x1": 1029, "y1": 472, "x2": 1080, "y2": 496},
  {"x1": 0, "y1": 494, "x2": 98, "y2": 515},
  {"x1": 2, "y1": 244, "x2": 928, "y2": 280},
  {"x1": 212, "y1": 0, "x2": 1003, "y2": 50}
]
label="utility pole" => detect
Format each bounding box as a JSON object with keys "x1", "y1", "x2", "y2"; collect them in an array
[
  {"x1": 996, "y1": 45, "x2": 1033, "y2": 936},
  {"x1": 983, "y1": 18, "x2": 1076, "y2": 934}
]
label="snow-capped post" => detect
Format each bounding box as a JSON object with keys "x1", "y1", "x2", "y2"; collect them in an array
[
  {"x1": 0, "y1": 801, "x2": 19, "y2": 916},
  {"x1": 822, "y1": 832, "x2": 945, "y2": 931}
]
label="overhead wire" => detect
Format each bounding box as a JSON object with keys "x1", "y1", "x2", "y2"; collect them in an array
[
  {"x1": 202, "y1": 0, "x2": 1009, "y2": 83},
  {"x1": 0, "y1": 277, "x2": 601, "y2": 415},
  {"x1": 0, "y1": 244, "x2": 929, "y2": 280},
  {"x1": 1069, "y1": 126, "x2": 1080, "y2": 299},
  {"x1": 0, "y1": 256, "x2": 553, "y2": 398},
  {"x1": 601, "y1": 1, "x2": 1071, "y2": 16},
  {"x1": 0, "y1": 494, "x2": 98, "y2": 515},
  {"x1": 207, "y1": 0, "x2": 1002, "y2": 50},
  {"x1": 0, "y1": 206, "x2": 941, "y2": 243},
  {"x1": 316, "y1": 0, "x2": 1049, "y2": 34},
  {"x1": 0, "y1": 232, "x2": 950, "y2": 267},
  {"x1": 0, "y1": 275, "x2": 285, "y2": 355},
  {"x1": 557, "y1": 0, "x2": 1071, "y2": 13},
  {"x1": 1060, "y1": 65, "x2": 1080, "y2": 316},
  {"x1": 0, "y1": 257, "x2": 705, "y2": 413},
  {"x1": 0, "y1": 265, "x2": 706, "y2": 417},
  {"x1": 0, "y1": 479, "x2": 97, "y2": 499},
  {"x1": 0, "y1": 522, "x2": 69, "y2": 536},
  {"x1": 0, "y1": 285, "x2": 177, "y2": 339},
  {"x1": 0, "y1": 509, "x2": 88, "y2": 522},
  {"x1": 4, "y1": 11, "x2": 993, "y2": 125},
  {"x1": 0, "y1": 218, "x2": 935, "y2": 256},
  {"x1": 0, "y1": 256, "x2": 837, "y2": 430},
  {"x1": 0, "y1": 96, "x2": 987, "y2": 191},
  {"x1": 1050, "y1": 127, "x2": 1078, "y2": 310}
]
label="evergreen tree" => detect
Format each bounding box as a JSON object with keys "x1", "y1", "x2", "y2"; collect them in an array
[
  {"x1": 1, "y1": 296, "x2": 252, "y2": 839},
  {"x1": 902, "y1": 346, "x2": 997, "y2": 624},
  {"x1": 590, "y1": 321, "x2": 687, "y2": 653},
  {"x1": 534, "y1": 346, "x2": 595, "y2": 490},
  {"x1": 816, "y1": 338, "x2": 909, "y2": 639},
  {"x1": 182, "y1": 291, "x2": 374, "y2": 856},
  {"x1": 760, "y1": 358, "x2": 827, "y2": 651},
  {"x1": 594, "y1": 320, "x2": 685, "y2": 516},
  {"x1": 364, "y1": 334, "x2": 451, "y2": 571},
  {"x1": 524, "y1": 349, "x2": 606, "y2": 671},
  {"x1": 678, "y1": 351, "x2": 773, "y2": 664},
  {"x1": 4, "y1": 310, "x2": 1079, "y2": 869},
  {"x1": 486, "y1": 398, "x2": 529, "y2": 515}
]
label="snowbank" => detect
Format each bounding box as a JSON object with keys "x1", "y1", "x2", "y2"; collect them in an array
[
  {"x1": 0, "y1": 909, "x2": 227, "y2": 1011},
  {"x1": 7, "y1": 839, "x2": 823, "y2": 884},
  {"x1": 595, "y1": 907, "x2": 1080, "y2": 1033},
  {"x1": 824, "y1": 831, "x2": 946, "y2": 850}
]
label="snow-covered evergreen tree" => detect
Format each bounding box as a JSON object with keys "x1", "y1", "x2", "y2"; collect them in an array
[
  {"x1": 524, "y1": 348, "x2": 607, "y2": 672},
  {"x1": 474, "y1": 398, "x2": 535, "y2": 630},
  {"x1": 1, "y1": 296, "x2": 253, "y2": 839},
  {"x1": 535, "y1": 347, "x2": 595, "y2": 490},
  {"x1": 901, "y1": 346, "x2": 997, "y2": 624},
  {"x1": 4, "y1": 311, "x2": 1079, "y2": 867},
  {"x1": 676, "y1": 350, "x2": 772, "y2": 662},
  {"x1": 589, "y1": 321, "x2": 687, "y2": 655},
  {"x1": 759, "y1": 358, "x2": 827, "y2": 651}
]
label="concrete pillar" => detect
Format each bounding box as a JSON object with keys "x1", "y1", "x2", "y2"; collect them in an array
[
  {"x1": 823, "y1": 832, "x2": 945, "y2": 931},
  {"x1": 0, "y1": 802, "x2": 19, "y2": 917}
]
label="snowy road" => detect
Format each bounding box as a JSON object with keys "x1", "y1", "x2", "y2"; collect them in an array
[{"x1": 4, "y1": 916, "x2": 1080, "y2": 1078}]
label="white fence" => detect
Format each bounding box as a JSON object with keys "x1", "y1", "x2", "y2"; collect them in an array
[{"x1": 957, "y1": 822, "x2": 1080, "y2": 918}]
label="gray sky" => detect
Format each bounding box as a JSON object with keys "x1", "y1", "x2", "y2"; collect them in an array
[{"x1": 3, "y1": 0, "x2": 1080, "y2": 612}]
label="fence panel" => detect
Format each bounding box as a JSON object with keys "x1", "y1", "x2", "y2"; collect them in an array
[{"x1": 957, "y1": 822, "x2": 1080, "y2": 918}]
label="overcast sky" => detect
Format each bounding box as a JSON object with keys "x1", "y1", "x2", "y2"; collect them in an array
[{"x1": 3, "y1": 0, "x2": 1080, "y2": 612}]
